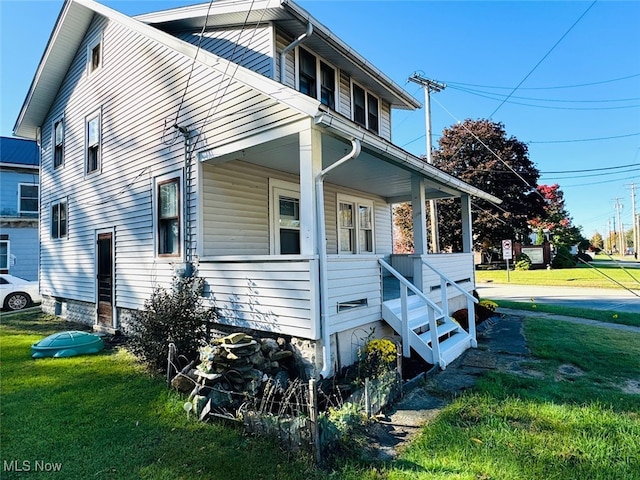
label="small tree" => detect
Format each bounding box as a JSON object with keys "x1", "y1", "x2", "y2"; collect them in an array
[{"x1": 127, "y1": 271, "x2": 217, "y2": 371}]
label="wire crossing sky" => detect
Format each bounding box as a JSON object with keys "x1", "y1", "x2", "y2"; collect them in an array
[{"x1": 1, "y1": 0, "x2": 639, "y2": 238}]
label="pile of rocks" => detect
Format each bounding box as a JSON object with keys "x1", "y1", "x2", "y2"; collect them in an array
[{"x1": 171, "y1": 332, "x2": 294, "y2": 418}]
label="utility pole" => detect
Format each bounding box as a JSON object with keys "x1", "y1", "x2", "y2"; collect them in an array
[
  {"x1": 631, "y1": 183, "x2": 637, "y2": 258},
  {"x1": 614, "y1": 198, "x2": 624, "y2": 255},
  {"x1": 408, "y1": 73, "x2": 446, "y2": 253}
]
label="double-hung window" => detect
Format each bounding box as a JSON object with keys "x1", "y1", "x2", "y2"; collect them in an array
[
  {"x1": 270, "y1": 179, "x2": 301, "y2": 255},
  {"x1": 0, "y1": 236, "x2": 8, "y2": 271},
  {"x1": 54, "y1": 119, "x2": 64, "y2": 168},
  {"x1": 19, "y1": 184, "x2": 38, "y2": 215},
  {"x1": 337, "y1": 195, "x2": 374, "y2": 254},
  {"x1": 86, "y1": 111, "x2": 101, "y2": 174},
  {"x1": 158, "y1": 178, "x2": 180, "y2": 257},
  {"x1": 352, "y1": 83, "x2": 379, "y2": 134},
  {"x1": 51, "y1": 200, "x2": 68, "y2": 239},
  {"x1": 298, "y1": 48, "x2": 336, "y2": 110}
]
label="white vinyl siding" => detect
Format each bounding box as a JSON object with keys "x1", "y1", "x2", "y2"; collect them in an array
[
  {"x1": 199, "y1": 258, "x2": 319, "y2": 339},
  {"x1": 37, "y1": 15, "x2": 306, "y2": 309},
  {"x1": 177, "y1": 25, "x2": 273, "y2": 77},
  {"x1": 275, "y1": 30, "x2": 296, "y2": 86}
]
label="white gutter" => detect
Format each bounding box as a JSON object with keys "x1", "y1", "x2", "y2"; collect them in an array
[
  {"x1": 317, "y1": 138, "x2": 361, "y2": 379},
  {"x1": 280, "y1": 22, "x2": 313, "y2": 83}
]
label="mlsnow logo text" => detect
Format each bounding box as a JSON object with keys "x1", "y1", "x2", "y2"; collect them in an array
[{"x1": 3, "y1": 460, "x2": 63, "y2": 472}]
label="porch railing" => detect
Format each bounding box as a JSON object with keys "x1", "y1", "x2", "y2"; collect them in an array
[
  {"x1": 420, "y1": 258, "x2": 478, "y2": 347},
  {"x1": 379, "y1": 258, "x2": 443, "y2": 361}
]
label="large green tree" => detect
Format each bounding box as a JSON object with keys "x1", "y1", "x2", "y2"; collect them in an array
[{"x1": 432, "y1": 119, "x2": 544, "y2": 253}]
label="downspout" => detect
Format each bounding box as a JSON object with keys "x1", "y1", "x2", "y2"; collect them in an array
[
  {"x1": 280, "y1": 23, "x2": 313, "y2": 84},
  {"x1": 317, "y1": 138, "x2": 361, "y2": 379},
  {"x1": 175, "y1": 125, "x2": 193, "y2": 276}
]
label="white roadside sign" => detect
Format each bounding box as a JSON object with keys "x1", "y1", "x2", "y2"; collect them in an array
[{"x1": 502, "y1": 239, "x2": 513, "y2": 260}]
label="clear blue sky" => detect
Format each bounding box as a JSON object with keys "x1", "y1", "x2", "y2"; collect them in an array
[{"x1": 1, "y1": 0, "x2": 639, "y2": 239}]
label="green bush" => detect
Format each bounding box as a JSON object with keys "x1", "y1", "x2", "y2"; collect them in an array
[
  {"x1": 552, "y1": 246, "x2": 577, "y2": 269},
  {"x1": 127, "y1": 271, "x2": 217, "y2": 371},
  {"x1": 514, "y1": 253, "x2": 532, "y2": 271}
]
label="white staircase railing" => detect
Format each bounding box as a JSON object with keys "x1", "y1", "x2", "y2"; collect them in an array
[{"x1": 420, "y1": 258, "x2": 479, "y2": 348}]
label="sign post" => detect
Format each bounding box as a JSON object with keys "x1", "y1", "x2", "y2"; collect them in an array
[{"x1": 502, "y1": 239, "x2": 513, "y2": 282}]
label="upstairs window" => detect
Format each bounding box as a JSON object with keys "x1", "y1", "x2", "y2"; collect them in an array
[
  {"x1": 299, "y1": 48, "x2": 316, "y2": 98},
  {"x1": 338, "y1": 195, "x2": 374, "y2": 254},
  {"x1": 352, "y1": 82, "x2": 379, "y2": 134},
  {"x1": 158, "y1": 178, "x2": 180, "y2": 256},
  {"x1": 86, "y1": 111, "x2": 101, "y2": 174},
  {"x1": 87, "y1": 36, "x2": 102, "y2": 75},
  {"x1": 19, "y1": 184, "x2": 39, "y2": 215},
  {"x1": 51, "y1": 200, "x2": 68, "y2": 239},
  {"x1": 54, "y1": 119, "x2": 64, "y2": 168},
  {"x1": 297, "y1": 48, "x2": 336, "y2": 110}
]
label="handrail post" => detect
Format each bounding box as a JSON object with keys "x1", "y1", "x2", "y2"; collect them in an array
[
  {"x1": 428, "y1": 306, "x2": 440, "y2": 367},
  {"x1": 400, "y1": 284, "x2": 410, "y2": 357},
  {"x1": 468, "y1": 295, "x2": 477, "y2": 347},
  {"x1": 440, "y1": 277, "x2": 449, "y2": 318}
]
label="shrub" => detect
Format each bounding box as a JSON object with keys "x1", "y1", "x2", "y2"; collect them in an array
[
  {"x1": 358, "y1": 338, "x2": 396, "y2": 380},
  {"x1": 514, "y1": 253, "x2": 532, "y2": 271},
  {"x1": 552, "y1": 246, "x2": 577, "y2": 269},
  {"x1": 127, "y1": 271, "x2": 217, "y2": 371}
]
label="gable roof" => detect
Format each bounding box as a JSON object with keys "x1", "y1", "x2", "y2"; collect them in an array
[
  {"x1": 0, "y1": 137, "x2": 39, "y2": 167},
  {"x1": 13, "y1": 0, "x2": 320, "y2": 140},
  {"x1": 135, "y1": 0, "x2": 421, "y2": 111}
]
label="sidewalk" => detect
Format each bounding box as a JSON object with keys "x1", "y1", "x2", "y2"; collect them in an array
[{"x1": 367, "y1": 307, "x2": 640, "y2": 460}]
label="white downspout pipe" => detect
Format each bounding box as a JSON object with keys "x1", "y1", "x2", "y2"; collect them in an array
[
  {"x1": 280, "y1": 23, "x2": 313, "y2": 84},
  {"x1": 317, "y1": 138, "x2": 361, "y2": 378}
]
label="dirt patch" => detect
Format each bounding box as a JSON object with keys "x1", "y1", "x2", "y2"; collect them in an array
[
  {"x1": 554, "y1": 363, "x2": 585, "y2": 382},
  {"x1": 621, "y1": 379, "x2": 640, "y2": 395}
]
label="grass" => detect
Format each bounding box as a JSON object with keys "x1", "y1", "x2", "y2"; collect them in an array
[
  {"x1": 0, "y1": 311, "x2": 321, "y2": 480},
  {"x1": 366, "y1": 317, "x2": 640, "y2": 480},
  {"x1": 491, "y1": 300, "x2": 640, "y2": 328},
  {"x1": 2, "y1": 311, "x2": 639, "y2": 479},
  {"x1": 475, "y1": 261, "x2": 640, "y2": 290}
]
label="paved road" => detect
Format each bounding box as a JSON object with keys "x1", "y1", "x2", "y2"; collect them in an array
[{"x1": 476, "y1": 283, "x2": 640, "y2": 315}]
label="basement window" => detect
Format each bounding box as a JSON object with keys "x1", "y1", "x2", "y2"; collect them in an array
[{"x1": 337, "y1": 298, "x2": 368, "y2": 312}]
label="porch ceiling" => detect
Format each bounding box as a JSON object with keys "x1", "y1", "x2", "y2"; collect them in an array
[{"x1": 204, "y1": 132, "x2": 458, "y2": 203}]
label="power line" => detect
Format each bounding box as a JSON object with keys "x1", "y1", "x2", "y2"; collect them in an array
[
  {"x1": 443, "y1": 73, "x2": 640, "y2": 91},
  {"x1": 541, "y1": 162, "x2": 640, "y2": 174},
  {"x1": 530, "y1": 133, "x2": 640, "y2": 144},
  {"x1": 489, "y1": 0, "x2": 598, "y2": 118}
]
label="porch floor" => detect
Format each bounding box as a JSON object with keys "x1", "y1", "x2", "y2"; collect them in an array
[{"x1": 382, "y1": 275, "x2": 415, "y2": 302}]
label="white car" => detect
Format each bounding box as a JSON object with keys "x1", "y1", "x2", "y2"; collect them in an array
[{"x1": 0, "y1": 274, "x2": 42, "y2": 311}]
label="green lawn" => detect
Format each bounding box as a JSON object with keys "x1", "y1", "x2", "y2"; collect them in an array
[
  {"x1": 0, "y1": 312, "x2": 321, "y2": 480},
  {"x1": 2, "y1": 311, "x2": 639, "y2": 479},
  {"x1": 475, "y1": 261, "x2": 640, "y2": 290}
]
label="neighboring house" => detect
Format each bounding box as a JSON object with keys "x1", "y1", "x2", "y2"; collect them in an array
[
  {"x1": 14, "y1": 0, "x2": 501, "y2": 377},
  {"x1": 0, "y1": 137, "x2": 39, "y2": 280}
]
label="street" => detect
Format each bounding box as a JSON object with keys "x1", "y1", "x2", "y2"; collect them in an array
[{"x1": 476, "y1": 283, "x2": 640, "y2": 315}]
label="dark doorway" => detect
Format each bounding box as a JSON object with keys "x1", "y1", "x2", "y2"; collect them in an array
[{"x1": 97, "y1": 232, "x2": 113, "y2": 327}]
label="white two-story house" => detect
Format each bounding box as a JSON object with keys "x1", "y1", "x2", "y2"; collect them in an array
[{"x1": 14, "y1": 0, "x2": 499, "y2": 377}]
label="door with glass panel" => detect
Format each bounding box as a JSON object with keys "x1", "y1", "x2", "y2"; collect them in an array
[{"x1": 273, "y1": 187, "x2": 301, "y2": 254}]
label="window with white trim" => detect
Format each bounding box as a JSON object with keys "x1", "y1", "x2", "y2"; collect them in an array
[
  {"x1": 54, "y1": 118, "x2": 64, "y2": 168},
  {"x1": 87, "y1": 35, "x2": 102, "y2": 75},
  {"x1": 51, "y1": 200, "x2": 68, "y2": 239},
  {"x1": 0, "y1": 236, "x2": 8, "y2": 271},
  {"x1": 158, "y1": 178, "x2": 181, "y2": 257},
  {"x1": 297, "y1": 47, "x2": 336, "y2": 110},
  {"x1": 352, "y1": 82, "x2": 379, "y2": 134},
  {"x1": 337, "y1": 195, "x2": 374, "y2": 254},
  {"x1": 86, "y1": 111, "x2": 101, "y2": 174},
  {"x1": 19, "y1": 183, "x2": 38, "y2": 215},
  {"x1": 270, "y1": 179, "x2": 301, "y2": 255}
]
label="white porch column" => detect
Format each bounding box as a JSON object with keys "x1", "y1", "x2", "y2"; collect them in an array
[
  {"x1": 411, "y1": 176, "x2": 428, "y2": 290},
  {"x1": 461, "y1": 193, "x2": 473, "y2": 253},
  {"x1": 299, "y1": 126, "x2": 322, "y2": 255}
]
